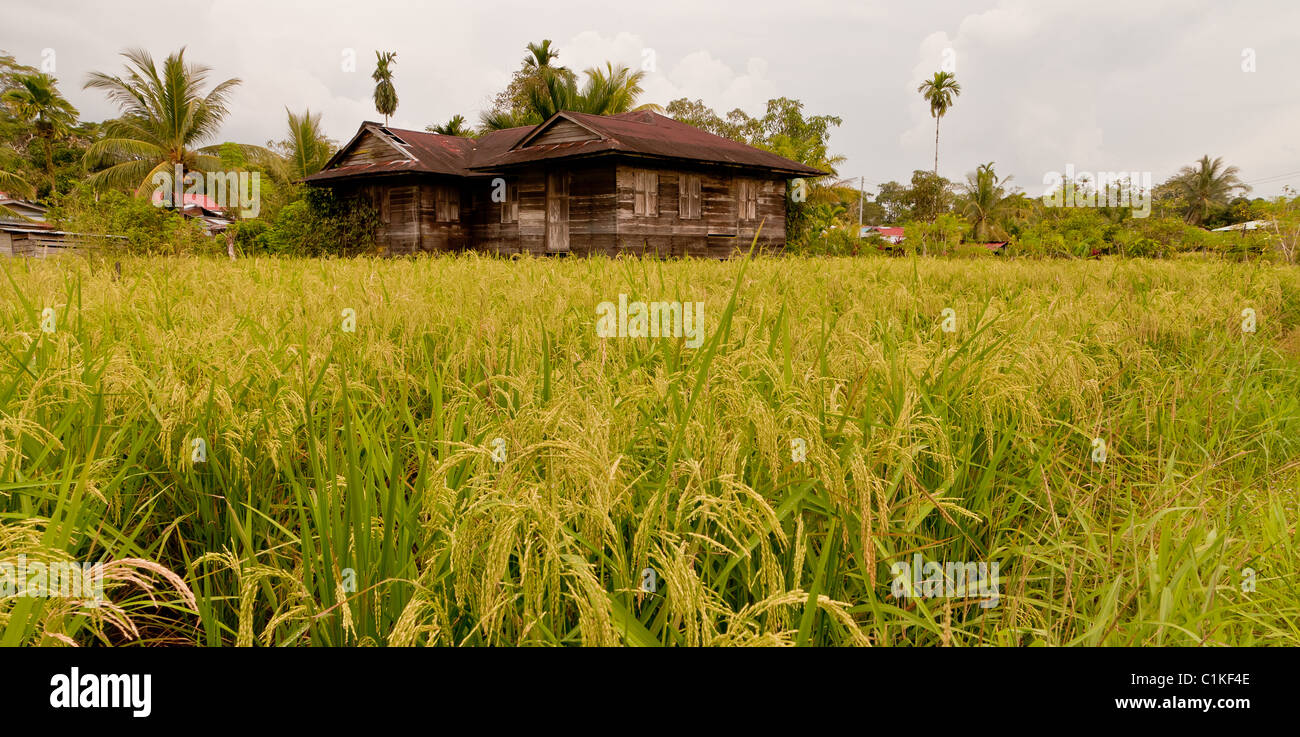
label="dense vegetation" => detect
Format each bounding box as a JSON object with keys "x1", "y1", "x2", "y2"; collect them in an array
[
  {"x1": 4, "y1": 42, "x2": 1297, "y2": 260},
  {"x1": 1, "y1": 252, "x2": 1297, "y2": 645}
]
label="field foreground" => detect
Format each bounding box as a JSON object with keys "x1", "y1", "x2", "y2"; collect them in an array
[{"x1": 1, "y1": 253, "x2": 1298, "y2": 646}]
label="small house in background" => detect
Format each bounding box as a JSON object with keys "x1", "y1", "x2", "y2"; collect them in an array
[
  {"x1": 302, "y1": 110, "x2": 825, "y2": 257},
  {"x1": 0, "y1": 191, "x2": 49, "y2": 222},
  {"x1": 860, "y1": 225, "x2": 905, "y2": 244},
  {"x1": 0, "y1": 191, "x2": 68, "y2": 256},
  {"x1": 150, "y1": 191, "x2": 233, "y2": 235},
  {"x1": 1211, "y1": 220, "x2": 1269, "y2": 232},
  {"x1": 1, "y1": 191, "x2": 128, "y2": 258}
]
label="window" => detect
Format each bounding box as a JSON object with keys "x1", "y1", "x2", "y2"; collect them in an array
[
  {"x1": 679, "y1": 174, "x2": 701, "y2": 219},
  {"x1": 737, "y1": 178, "x2": 758, "y2": 220},
  {"x1": 633, "y1": 170, "x2": 659, "y2": 216},
  {"x1": 436, "y1": 186, "x2": 459, "y2": 222},
  {"x1": 500, "y1": 181, "x2": 519, "y2": 224}
]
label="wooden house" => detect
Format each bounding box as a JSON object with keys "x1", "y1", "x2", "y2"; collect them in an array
[{"x1": 302, "y1": 110, "x2": 825, "y2": 257}]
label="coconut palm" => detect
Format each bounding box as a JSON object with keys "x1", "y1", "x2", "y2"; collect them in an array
[
  {"x1": 426, "y1": 114, "x2": 474, "y2": 137},
  {"x1": 372, "y1": 51, "x2": 398, "y2": 126},
  {"x1": 959, "y1": 162, "x2": 1023, "y2": 241},
  {"x1": 578, "y1": 63, "x2": 653, "y2": 115},
  {"x1": 1173, "y1": 155, "x2": 1250, "y2": 225},
  {"x1": 0, "y1": 169, "x2": 36, "y2": 220},
  {"x1": 282, "y1": 108, "x2": 333, "y2": 180},
  {"x1": 82, "y1": 47, "x2": 254, "y2": 195},
  {"x1": 917, "y1": 71, "x2": 961, "y2": 177},
  {"x1": 482, "y1": 62, "x2": 655, "y2": 131},
  {"x1": 2, "y1": 72, "x2": 78, "y2": 185}
]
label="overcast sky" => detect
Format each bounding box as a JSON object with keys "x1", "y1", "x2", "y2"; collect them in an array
[{"x1": 5, "y1": 0, "x2": 1299, "y2": 197}]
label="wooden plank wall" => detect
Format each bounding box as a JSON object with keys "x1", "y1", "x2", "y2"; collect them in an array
[
  {"x1": 509, "y1": 164, "x2": 616, "y2": 256},
  {"x1": 0, "y1": 230, "x2": 73, "y2": 257},
  {"x1": 319, "y1": 161, "x2": 788, "y2": 257},
  {"x1": 526, "y1": 119, "x2": 600, "y2": 147},
  {"x1": 613, "y1": 164, "x2": 787, "y2": 258},
  {"x1": 333, "y1": 178, "x2": 467, "y2": 254},
  {"x1": 335, "y1": 129, "x2": 410, "y2": 168}
]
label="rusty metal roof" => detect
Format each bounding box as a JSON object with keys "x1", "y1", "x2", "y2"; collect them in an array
[{"x1": 304, "y1": 111, "x2": 826, "y2": 183}]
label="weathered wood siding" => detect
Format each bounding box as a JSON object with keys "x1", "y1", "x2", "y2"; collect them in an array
[
  {"x1": 333, "y1": 129, "x2": 410, "y2": 168},
  {"x1": 316, "y1": 160, "x2": 790, "y2": 257},
  {"x1": 613, "y1": 164, "x2": 786, "y2": 258},
  {"x1": 0, "y1": 230, "x2": 74, "y2": 257},
  {"x1": 486, "y1": 164, "x2": 616, "y2": 256},
  {"x1": 526, "y1": 119, "x2": 600, "y2": 147},
  {"x1": 330, "y1": 176, "x2": 467, "y2": 254}
]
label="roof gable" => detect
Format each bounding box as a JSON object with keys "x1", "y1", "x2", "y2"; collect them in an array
[{"x1": 512, "y1": 113, "x2": 605, "y2": 149}]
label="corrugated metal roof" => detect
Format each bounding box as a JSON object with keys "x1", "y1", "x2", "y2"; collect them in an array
[{"x1": 304, "y1": 111, "x2": 826, "y2": 183}]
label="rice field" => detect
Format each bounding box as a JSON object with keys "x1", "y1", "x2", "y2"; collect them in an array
[{"x1": 1, "y1": 252, "x2": 1298, "y2": 646}]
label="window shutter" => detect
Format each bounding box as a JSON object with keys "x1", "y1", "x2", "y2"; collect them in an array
[
  {"x1": 738, "y1": 179, "x2": 757, "y2": 220},
  {"x1": 634, "y1": 170, "x2": 659, "y2": 216},
  {"x1": 500, "y1": 182, "x2": 518, "y2": 224},
  {"x1": 679, "y1": 174, "x2": 701, "y2": 219}
]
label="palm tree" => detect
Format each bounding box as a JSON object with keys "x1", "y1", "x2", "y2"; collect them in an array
[
  {"x1": 482, "y1": 61, "x2": 655, "y2": 131},
  {"x1": 579, "y1": 63, "x2": 655, "y2": 115},
  {"x1": 1, "y1": 72, "x2": 79, "y2": 185},
  {"x1": 0, "y1": 169, "x2": 36, "y2": 220},
  {"x1": 82, "y1": 47, "x2": 249, "y2": 195},
  {"x1": 372, "y1": 51, "x2": 398, "y2": 126},
  {"x1": 426, "y1": 114, "x2": 474, "y2": 137},
  {"x1": 283, "y1": 108, "x2": 332, "y2": 180},
  {"x1": 522, "y1": 40, "x2": 563, "y2": 73},
  {"x1": 916, "y1": 71, "x2": 961, "y2": 177},
  {"x1": 1173, "y1": 155, "x2": 1250, "y2": 225},
  {"x1": 959, "y1": 162, "x2": 1019, "y2": 241}
]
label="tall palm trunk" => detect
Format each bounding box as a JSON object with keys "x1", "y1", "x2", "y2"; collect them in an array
[{"x1": 933, "y1": 116, "x2": 940, "y2": 176}]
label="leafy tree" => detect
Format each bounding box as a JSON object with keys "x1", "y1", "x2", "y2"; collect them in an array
[
  {"x1": 1, "y1": 72, "x2": 78, "y2": 186},
  {"x1": 665, "y1": 98, "x2": 759, "y2": 141},
  {"x1": 874, "y1": 180, "x2": 912, "y2": 223},
  {"x1": 665, "y1": 96, "x2": 843, "y2": 246},
  {"x1": 82, "y1": 47, "x2": 258, "y2": 194},
  {"x1": 1171, "y1": 155, "x2": 1249, "y2": 225},
  {"x1": 908, "y1": 170, "x2": 954, "y2": 222},
  {"x1": 916, "y1": 71, "x2": 961, "y2": 179},
  {"x1": 372, "y1": 51, "x2": 398, "y2": 125}
]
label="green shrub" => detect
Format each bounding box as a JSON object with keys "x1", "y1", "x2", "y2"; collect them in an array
[
  {"x1": 48, "y1": 188, "x2": 215, "y2": 256},
  {"x1": 262, "y1": 188, "x2": 379, "y2": 257}
]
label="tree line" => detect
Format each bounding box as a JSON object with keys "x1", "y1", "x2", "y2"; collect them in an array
[{"x1": 1, "y1": 44, "x2": 1294, "y2": 261}]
